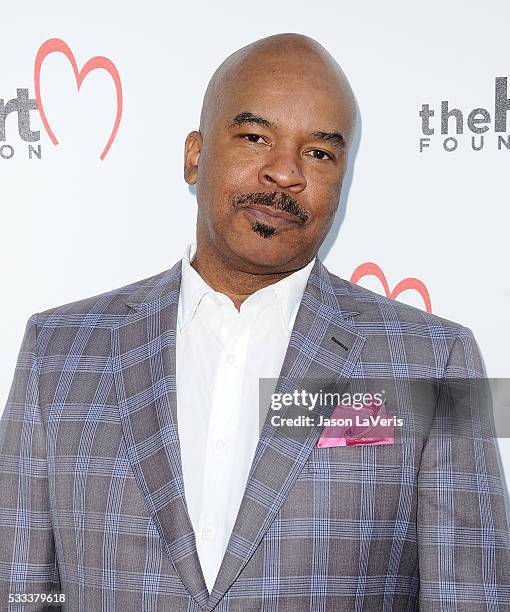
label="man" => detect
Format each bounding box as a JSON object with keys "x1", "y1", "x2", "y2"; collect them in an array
[{"x1": 1, "y1": 33, "x2": 509, "y2": 611}]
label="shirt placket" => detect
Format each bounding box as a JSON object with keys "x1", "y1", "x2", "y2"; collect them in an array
[{"x1": 195, "y1": 304, "x2": 251, "y2": 590}]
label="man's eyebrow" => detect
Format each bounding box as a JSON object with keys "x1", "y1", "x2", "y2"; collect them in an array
[
  {"x1": 226, "y1": 113, "x2": 346, "y2": 148},
  {"x1": 311, "y1": 131, "x2": 346, "y2": 148},
  {"x1": 226, "y1": 112, "x2": 276, "y2": 129}
]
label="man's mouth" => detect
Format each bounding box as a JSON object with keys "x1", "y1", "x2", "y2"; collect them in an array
[{"x1": 241, "y1": 204, "x2": 303, "y2": 229}]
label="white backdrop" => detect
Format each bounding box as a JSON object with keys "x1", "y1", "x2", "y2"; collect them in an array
[{"x1": 2, "y1": 1, "x2": 509, "y2": 476}]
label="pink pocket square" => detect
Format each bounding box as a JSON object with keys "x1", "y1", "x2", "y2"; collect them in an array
[{"x1": 316, "y1": 400, "x2": 396, "y2": 448}]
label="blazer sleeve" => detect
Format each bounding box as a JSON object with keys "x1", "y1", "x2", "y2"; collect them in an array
[
  {"x1": 0, "y1": 315, "x2": 61, "y2": 611},
  {"x1": 417, "y1": 326, "x2": 510, "y2": 610}
]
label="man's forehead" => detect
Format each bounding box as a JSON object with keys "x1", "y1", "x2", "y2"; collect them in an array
[
  {"x1": 221, "y1": 57, "x2": 352, "y2": 120},
  {"x1": 221, "y1": 69, "x2": 351, "y2": 113},
  {"x1": 219, "y1": 82, "x2": 353, "y2": 132}
]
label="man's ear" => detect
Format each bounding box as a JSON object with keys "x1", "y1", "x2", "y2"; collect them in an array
[{"x1": 184, "y1": 131, "x2": 203, "y2": 185}]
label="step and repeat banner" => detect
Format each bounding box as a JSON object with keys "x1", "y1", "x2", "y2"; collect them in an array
[{"x1": 1, "y1": 1, "x2": 509, "y2": 471}]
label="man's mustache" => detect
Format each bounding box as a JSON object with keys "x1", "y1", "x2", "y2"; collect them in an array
[{"x1": 231, "y1": 192, "x2": 310, "y2": 224}]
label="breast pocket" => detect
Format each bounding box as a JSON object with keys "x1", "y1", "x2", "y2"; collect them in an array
[{"x1": 306, "y1": 441, "x2": 418, "y2": 478}]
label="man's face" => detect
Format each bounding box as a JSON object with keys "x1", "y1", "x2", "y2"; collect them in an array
[{"x1": 184, "y1": 59, "x2": 354, "y2": 273}]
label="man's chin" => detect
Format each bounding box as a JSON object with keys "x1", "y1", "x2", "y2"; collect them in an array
[{"x1": 225, "y1": 232, "x2": 304, "y2": 273}]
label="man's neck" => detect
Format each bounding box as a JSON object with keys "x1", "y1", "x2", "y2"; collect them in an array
[{"x1": 190, "y1": 243, "x2": 308, "y2": 311}]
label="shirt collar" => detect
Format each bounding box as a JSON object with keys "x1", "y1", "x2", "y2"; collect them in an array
[
  {"x1": 178, "y1": 242, "x2": 215, "y2": 332},
  {"x1": 178, "y1": 242, "x2": 315, "y2": 333},
  {"x1": 268, "y1": 254, "x2": 316, "y2": 333}
]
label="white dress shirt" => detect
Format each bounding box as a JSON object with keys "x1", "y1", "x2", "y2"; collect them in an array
[{"x1": 175, "y1": 242, "x2": 315, "y2": 593}]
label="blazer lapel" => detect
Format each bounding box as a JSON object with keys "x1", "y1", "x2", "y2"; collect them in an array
[
  {"x1": 111, "y1": 261, "x2": 209, "y2": 609},
  {"x1": 206, "y1": 259, "x2": 367, "y2": 610}
]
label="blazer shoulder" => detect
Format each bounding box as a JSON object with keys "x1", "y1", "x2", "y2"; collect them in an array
[
  {"x1": 329, "y1": 271, "x2": 468, "y2": 334},
  {"x1": 36, "y1": 267, "x2": 174, "y2": 323}
]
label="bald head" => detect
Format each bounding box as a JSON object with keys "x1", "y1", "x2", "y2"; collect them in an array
[{"x1": 199, "y1": 33, "x2": 356, "y2": 145}]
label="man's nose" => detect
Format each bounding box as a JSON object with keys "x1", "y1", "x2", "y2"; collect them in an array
[{"x1": 258, "y1": 149, "x2": 307, "y2": 193}]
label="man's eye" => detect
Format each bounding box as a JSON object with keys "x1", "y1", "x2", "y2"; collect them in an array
[
  {"x1": 308, "y1": 149, "x2": 333, "y2": 161},
  {"x1": 242, "y1": 133, "x2": 265, "y2": 144}
]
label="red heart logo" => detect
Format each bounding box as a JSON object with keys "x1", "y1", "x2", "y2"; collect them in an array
[
  {"x1": 350, "y1": 262, "x2": 432, "y2": 313},
  {"x1": 34, "y1": 38, "x2": 123, "y2": 160}
]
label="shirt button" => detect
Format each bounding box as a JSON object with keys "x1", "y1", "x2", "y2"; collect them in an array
[
  {"x1": 214, "y1": 439, "x2": 226, "y2": 451},
  {"x1": 226, "y1": 354, "x2": 236, "y2": 365},
  {"x1": 202, "y1": 527, "x2": 215, "y2": 541}
]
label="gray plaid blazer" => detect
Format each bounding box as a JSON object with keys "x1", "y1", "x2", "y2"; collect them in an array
[{"x1": 1, "y1": 257, "x2": 510, "y2": 611}]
